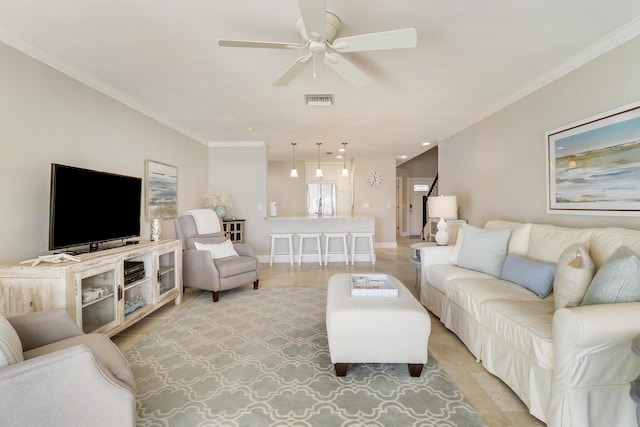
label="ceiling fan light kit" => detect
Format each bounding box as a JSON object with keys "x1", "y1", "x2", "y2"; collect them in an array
[{"x1": 218, "y1": 0, "x2": 417, "y2": 87}]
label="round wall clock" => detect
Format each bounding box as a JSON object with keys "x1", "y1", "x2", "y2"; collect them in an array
[{"x1": 366, "y1": 170, "x2": 384, "y2": 188}]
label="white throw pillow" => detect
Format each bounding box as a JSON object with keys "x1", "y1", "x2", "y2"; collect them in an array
[
  {"x1": 195, "y1": 240, "x2": 239, "y2": 259},
  {"x1": 553, "y1": 244, "x2": 595, "y2": 309},
  {"x1": 0, "y1": 315, "x2": 24, "y2": 367},
  {"x1": 457, "y1": 224, "x2": 511, "y2": 277},
  {"x1": 581, "y1": 246, "x2": 640, "y2": 305}
]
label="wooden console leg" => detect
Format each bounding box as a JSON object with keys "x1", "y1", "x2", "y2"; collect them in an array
[
  {"x1": 253, "y1": 279, "x2": 259, "y2": 290},
  {"x1": 334, "y1": 363, "x2": 348, "y2": 377},
  {"x1": 212, "y1": 291, "x2": 220, "y2": 302},
  {"x1": 408, "y1": 364, "x2": 424, "y2": 377}
]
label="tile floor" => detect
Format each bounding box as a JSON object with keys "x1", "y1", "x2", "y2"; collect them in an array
[{"x1": 113, "y1": 236, "x2": 544, "y2": 427}]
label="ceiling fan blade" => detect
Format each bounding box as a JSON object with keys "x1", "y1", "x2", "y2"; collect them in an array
[
  {"x1": 297, "y1": 0, "x2": 327, "y2": 40},
  {"x1": 323, "y1": 53, "x2": 371, "y2": 88},
  {"x1": 218, "y1": 39, "x2": 305, "y2": 49},
  {"x1": 273, "y1": 53, "x2": 313, "y2": 86},
  {"x1": 331, "y1": 28, "x2": 417, "y2": 52}
]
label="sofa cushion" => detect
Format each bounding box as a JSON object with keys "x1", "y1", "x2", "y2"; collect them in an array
[
  {"x1": 457, "y1": 224, "x2": 511, "y2": 277},
  {"x1": 527, "y1": 224, "x2": 592, "y2": 264},
  {"x1": 589, "y1": 228, "x2": 640, "y2": 269},
  {"x1": 195, "y1": 239, "x2": 239, "y2": 259},
  {"x1": 447, "y1": 277, "x2": 542, "y2": 323},
  {"x1": 484, "y1": 220, "x2": 532, "y2": 256},
  {"x1": 501, "y1": 253, "x2": 556, "y2": 298},
  {"x1": 482, "y1": 298, "x2": 554, "y2": 370},
  {"x1": 0, "y1": 315, "x2": 23, "y2": 367},
  {"x1": 553, "y1": 244, "x2": 595, "y2": 309},
  {"x1": 581, "y1": 246, "x2": 640, "y2": 305},
  {"x1": 426, "y1": 264, "x2": 494, "y2": 294}
]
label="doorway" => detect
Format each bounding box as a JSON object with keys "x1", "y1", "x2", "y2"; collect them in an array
[{"x1": 407, "y1": 178, "x2": 433, "y2": 236}]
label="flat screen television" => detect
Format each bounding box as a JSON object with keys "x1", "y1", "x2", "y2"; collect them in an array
[{"x1": 49, "y1": 163, "x2": 142, "y2": 252}]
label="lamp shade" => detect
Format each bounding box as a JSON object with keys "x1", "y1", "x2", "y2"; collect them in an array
[{"x1": 428, "y1": 195, "x2": 458, "y2": 220}]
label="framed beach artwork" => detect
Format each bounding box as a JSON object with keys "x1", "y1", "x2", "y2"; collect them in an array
[
  {"x1": 546, "y1": 101, "x2": 640, "y2": 216},
  {"x1": 145, "y1": 160, "x2": 178, "y2": 220}
]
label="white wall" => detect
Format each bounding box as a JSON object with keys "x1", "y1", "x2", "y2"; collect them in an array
[
  {"x1": 208, "y1": 144, "x2": 269, "y2": 254},
  {"x1": 0, "y1": 42, "x2": 209, "y2": 264},
  {"x1": 439, "y1": 34, "x2": 640, "y2": 230}
]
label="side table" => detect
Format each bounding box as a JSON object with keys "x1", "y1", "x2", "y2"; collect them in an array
[
  {"x1": 409, "y1": 242, "x2": 436, "y2": 289},
  {"x1": 222, "y1": 219, "x2": 245, "y2": 243}
]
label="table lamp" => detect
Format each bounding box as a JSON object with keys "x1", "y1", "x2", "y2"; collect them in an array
[{"x1": 427, "y1": 195, "x2": 458, "y2": 245}]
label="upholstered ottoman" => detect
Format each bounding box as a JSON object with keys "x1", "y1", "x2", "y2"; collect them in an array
[{"x1": 326, "y1": 273, "x2": 431, "y2": 377}]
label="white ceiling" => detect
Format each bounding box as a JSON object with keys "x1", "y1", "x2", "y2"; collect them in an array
[{"x1": 2, "y1": 1, "x2": 640, "y2": 164}]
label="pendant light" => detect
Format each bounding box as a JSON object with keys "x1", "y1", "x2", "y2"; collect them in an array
[
  {"x1": 315, "y1": 142, "x2": 323, "y2": 178},
  {"x1": 341, "y1": 142, "x2": 349, "y2": 177},
  {"x1": 289, "y1": 142, "x2": 298, "y2": 177}
]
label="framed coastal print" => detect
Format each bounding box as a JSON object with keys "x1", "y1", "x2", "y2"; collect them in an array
[
  {"x1": 546, "y1": 101, "x2": 640, "y2": 216},
  {"x1": 145, "y1": 160, "x2": 178, "y2": 220}
]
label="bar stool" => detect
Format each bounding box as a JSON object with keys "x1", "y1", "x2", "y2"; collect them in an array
[
  {"x1": 269, "y1": 234, "x2": 294, "y2": 266},
  {"x1": 350, "y1": 232, "x2": 376, "y2": 265},
  {"x1": 298, "y1": 233, "x2": 322, "y2": 266},
  {"x1": 323, "y1": 233, "x2": 349, "y2": 265}
]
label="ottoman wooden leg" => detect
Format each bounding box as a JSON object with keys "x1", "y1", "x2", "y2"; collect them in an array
[
  {"x1": 334, "y1": 363, "x2": 348, "y2": 377},
  {"x1": 408, "y1": 364, "x2": 424, "y2": 377}
]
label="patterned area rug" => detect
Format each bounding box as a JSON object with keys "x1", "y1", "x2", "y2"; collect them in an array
[{"x1": 126, "y1": 287, "x2": 486, "y2": 426}]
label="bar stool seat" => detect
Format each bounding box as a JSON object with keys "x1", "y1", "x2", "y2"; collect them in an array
[
  {"x1": 298, "y1": 233, "x2": 322, "y2": 266},
  {"x1": 269, "y1": 233, "x2": 294, "y2": 266},
  {"x1": 323, "y1": 233, "x2": 349, "y2": 265},
  {"x1": 350, "y1": 232, "x2": 376, "y2": 265}
]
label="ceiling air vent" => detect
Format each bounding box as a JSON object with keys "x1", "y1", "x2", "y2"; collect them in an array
[{"x1": 305, "y1": 94, "x2": 334, "y2": 106}]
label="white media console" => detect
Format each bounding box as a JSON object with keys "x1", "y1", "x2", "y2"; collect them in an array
[{"x1": 0, "y1": 240, "x2": 182, "y2": 337}]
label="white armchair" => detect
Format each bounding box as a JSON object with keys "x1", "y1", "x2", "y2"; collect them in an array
[{"x1": 0, "y1": 309, "x2": 135, "y2": 427}]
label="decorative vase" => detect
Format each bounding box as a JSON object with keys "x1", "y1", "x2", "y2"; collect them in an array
[
  {"x1": 150, "y1": 219, "x2": 161, "y2": 242},
  {"x1": 213, "y1": 205, "x2": 227, "y2": 220}
]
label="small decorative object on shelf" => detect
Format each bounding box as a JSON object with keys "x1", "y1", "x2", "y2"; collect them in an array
[
  {"x1": 213, "y1": 205, "x2": 227, "y2": 220},
  {"x1": 150, "y1": 218, "x2": 161, "y2": 241},
  {"x1": 203, "y1": 190, "x2": 235, "y2": 220}
]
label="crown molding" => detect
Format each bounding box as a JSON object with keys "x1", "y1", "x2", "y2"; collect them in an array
[
  {"x1": 0, "y1": 28, "x2": 209, "y2": 146},
  {"x1": 440, "y1": 16, "x2": 640, "y2": 142}
]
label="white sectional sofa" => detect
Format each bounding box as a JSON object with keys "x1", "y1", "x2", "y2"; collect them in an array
[{"x1": 420, "y1": 220, "x2": 640, "y2": 427}]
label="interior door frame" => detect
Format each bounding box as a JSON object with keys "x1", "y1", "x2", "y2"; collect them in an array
[{"x1": 407, "y1": 177, "x2": 433, "y2": 237}]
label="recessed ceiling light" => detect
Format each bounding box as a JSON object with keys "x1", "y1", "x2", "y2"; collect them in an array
[
  {"x1": 422, "y1": 141, "x2": 430, "y2": 146},
  {"x1": 336, "y1": 155, "x2": 343, "y2": 159},
  {"x1": 399, "y1": 155, "x2": 407, "y2": 159}
]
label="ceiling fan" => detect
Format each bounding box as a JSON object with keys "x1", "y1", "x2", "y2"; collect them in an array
[{"x1": 218, "y1": 0, "x2": 417, "y2": 87}]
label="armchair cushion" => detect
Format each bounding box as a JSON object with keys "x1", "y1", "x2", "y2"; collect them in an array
[
  {"x1": 195, "y1": 240, "x2": 239, "y2": 259},
  {"x1": 0, "y1": 316, "x2": 23, "y2": 367},
  {"x1": 215, "y1": 255, "x2": 259, "y2": 277}
]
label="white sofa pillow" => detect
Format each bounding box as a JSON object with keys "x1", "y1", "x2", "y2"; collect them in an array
[
  {"x1": 457, "y1": 224, "x2": 511, "y2": 277},
  {"x1": 553, "y1": 244, "x2": 595, "y2": 309},
  {"x1": 0, "y1": 315, "x2": 24, "y2": 367},
  {"x1": 581, "y1": 246, "x2": 640, "y2": 305},
  {"x1": 195, "y1": 240, "x2": 239, "y2": 259}
]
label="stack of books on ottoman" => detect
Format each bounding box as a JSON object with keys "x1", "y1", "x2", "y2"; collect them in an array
[{"x1": 350, "y1": 274, "x2": 398, "y2": 297}]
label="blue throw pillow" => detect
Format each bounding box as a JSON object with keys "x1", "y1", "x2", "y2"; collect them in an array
[
  {"x1": 581, "y1": 246, "x2": 640, "y2": 305},
  {"x1": 457, "y1": 224, "x2": 511, "y2": 277},
  {"x1": 501, "y1": 253, "x2": 556, "y2": 298}
]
